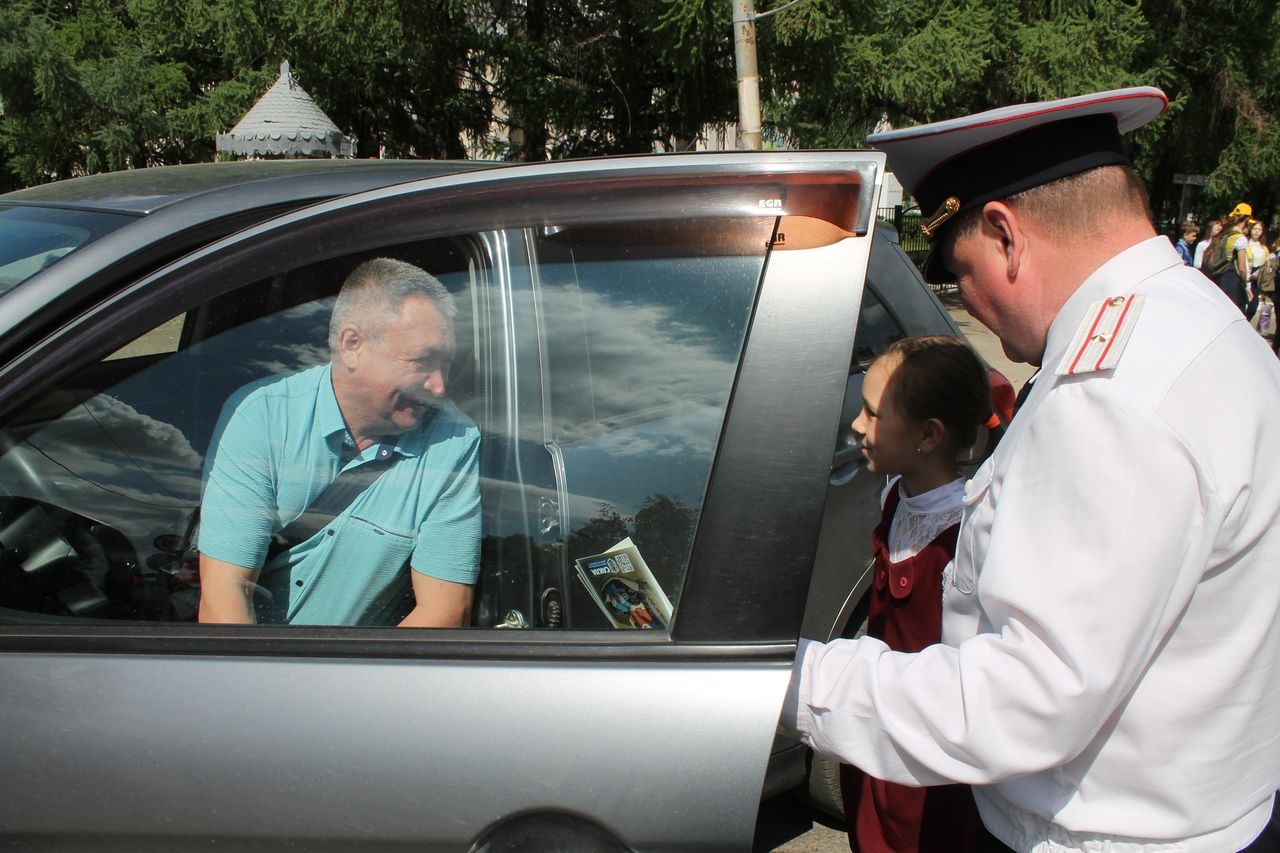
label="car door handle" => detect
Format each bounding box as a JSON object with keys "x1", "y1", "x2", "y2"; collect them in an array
[
  {"x1": 830, "y1": 442, "x2": 866, "y2": 486},
  {"x1": 831, "y1": 445, "x2": 862, "y2": 469},
  {"x1": 830, "y1": 371, "x2": 866, "y2": 486}
]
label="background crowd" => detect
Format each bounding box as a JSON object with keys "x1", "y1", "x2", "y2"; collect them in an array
[{"x1": 1179, "y1": 203, "x2": 1280, "y2": 354}]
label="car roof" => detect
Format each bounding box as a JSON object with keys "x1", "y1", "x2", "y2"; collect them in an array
[
  {"x1": 0, "y1": 160, "x2": 505, "y2": 351},
  {"x1": 0, "y1": 159, "x2": 496, "y2": 216}
]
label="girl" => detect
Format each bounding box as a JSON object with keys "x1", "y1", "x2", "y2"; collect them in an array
[
  {"x1": 1194, "y1": 217, "x2": 1224, "y2": 270},
  {"x1": 1207, "y1": 210, "x2": 1253, "y2": 316},
  {"x1": 1248, "y1": 220, "x2": 1270, "y2": 329},
  {"x1": 840, "y1": 335, "x2": 994, "y2": 853}
]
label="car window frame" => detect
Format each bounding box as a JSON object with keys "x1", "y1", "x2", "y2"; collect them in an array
[{"x1": 0, "y1": 153, "x2": 883, "y2": 654}]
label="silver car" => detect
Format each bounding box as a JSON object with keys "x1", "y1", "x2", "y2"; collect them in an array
[{"x1": 0, "y1": 152, "x2": 992, "y2": 850}]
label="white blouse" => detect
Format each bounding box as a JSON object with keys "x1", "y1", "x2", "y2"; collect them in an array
[{"x1": 884, "y1": 477, "x2": 965, "y2": 562}]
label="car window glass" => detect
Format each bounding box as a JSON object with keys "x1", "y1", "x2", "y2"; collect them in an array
[
  {"x1": 0, "y1": 217, "x2": 769, "y2": 634},
  {"x1": 0, "y1": 205, "x2": 134, "y2": 293},
  {"x1": 0, "y1": 238, "x2": 478, "y2": 625},
  {"x1": 850, "y1": 285, "x2": 903, "y2": 370},
  {"x1": 530, "y1": 218, "x2": 769, "y2": 630},
  {"x1": 105, "y1": 315, "x2": 185, "y2": 360},
  {"x1": 829, "y1": 286, "x2": 908, "y2": 469}
]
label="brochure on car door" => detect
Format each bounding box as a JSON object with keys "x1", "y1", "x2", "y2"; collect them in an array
[{"x1": 574, "y1": 537, "x2": 673, "y2": 630}]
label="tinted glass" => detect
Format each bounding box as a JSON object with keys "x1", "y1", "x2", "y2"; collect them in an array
[
  {"x1": 0, "y1": 205, "x2": 133, "y2": 292},
  {"x1": 533, "y1": 218, "x2": 769, "y2": 629},
  {"x1": 0, "y1": 238, "x2": 477, "y2": 625},
  {"x1": 850, "y1": 284, "x2": 904, "y2": 369},
  {"x1": 0, "y1": 217, "x2": 769, "y2": 632}
]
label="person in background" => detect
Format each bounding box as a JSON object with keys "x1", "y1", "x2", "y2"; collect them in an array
[
  {"x1": 1208, "y1": 206, "x2": 1254, "y2": 316},
  {"x1": 841, "y1": 335, "x2": 992, "y2": 852},
  {"x1": 1194, "y1": 217, "x2": 1224, "y2": 268},
  {"x1": 1249, "y1": 219, "x2": 1270, "y2": 329},
  {"x1": 783, "y1": 88, "x2": 1280, "y2": 852},
  {"x1": 1175, "y1": 223, "x2": 1198, "y2": 266}
]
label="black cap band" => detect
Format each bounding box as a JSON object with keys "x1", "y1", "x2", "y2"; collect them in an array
[{"x1": 917, "y1": 113, "x2": 1132, "y2": 282}]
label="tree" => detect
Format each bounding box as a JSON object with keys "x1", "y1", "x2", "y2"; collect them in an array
[
  {"x1": 481, "y1": 0, "x2": 738, "y2": 159},
  {"x1": 0, "y1": 0, "x2": 204, "y2": 182},
  {"x1": 1134, "y1": 0, "x2": 1280, "y2": 226},
  {"x1": 0, "y1": 0, "x2": 494, "y2": 182},
  {"x1": 3, "y1": 0, "x2": 1279, "y2": 232},
  {"x1": 760, "y1": 0, "x2": 1156, "y2": 147}
]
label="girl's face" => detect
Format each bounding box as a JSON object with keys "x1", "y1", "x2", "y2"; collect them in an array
[
  {"x1": 1252, "y1": 222, "x2": 1264, "y2": 241},
  {"x1": 851, "y1": 355, "x2": 925, "y2": 477}
]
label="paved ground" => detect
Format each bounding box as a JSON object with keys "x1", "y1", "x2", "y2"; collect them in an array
[
  {"x1": 758, "y1": 292, "x2": 1034, "y2": 853},
  {"x1": 937, "y1": 288, "x2": 1038, "y2": 389}
]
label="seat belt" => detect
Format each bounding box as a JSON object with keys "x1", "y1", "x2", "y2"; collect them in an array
[
  {"x1": 251, "y1": 441, "x2": 400, "y2": 624},
  {"x1": 265, "y1": 441, "x2": 398, "y2": 564},
  {"x1": 254, "y1": 410, "x2": 438, "y2": 623}
]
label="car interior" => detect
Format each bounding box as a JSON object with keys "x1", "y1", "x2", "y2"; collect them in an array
[{"x1": 0, "y1": 217, "x2": 768, "y2": 632}]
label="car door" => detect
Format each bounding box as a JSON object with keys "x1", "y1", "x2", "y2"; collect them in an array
[{"x1": 0, "y1": 152, "x2": 882, "y2": 851}]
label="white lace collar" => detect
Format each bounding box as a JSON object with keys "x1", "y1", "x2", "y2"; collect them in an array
[{"x1": 884, "y1": 477, "x2": 966, "y2": 562}]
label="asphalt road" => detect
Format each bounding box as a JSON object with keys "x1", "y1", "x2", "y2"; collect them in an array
[
  {"x1": 756, "y1": 291, "x2": 1034, "y2": 853},
  {"x1": 939, "y1": 288, "x2": 1039, "y2": 389},
  {"x1": 755, "y1": 792, "x2": 848, "y2": 852}
]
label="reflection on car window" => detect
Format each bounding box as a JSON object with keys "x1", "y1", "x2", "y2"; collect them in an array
[
  {"x1": 850, "y1": 286, "x2": 903, "y2": 370},
  {"x1": 0, "y1": 217, "x2": 771, "y2": 635},
  {"x1": 0, "y1": 205, "x2": 133, "y2": 293},
  {"x1": 532, "y1": 218, "x2": 769, "y2": 629},
  {"x1": 0, "y1": 240, "x2": 479, "y2": 626}
]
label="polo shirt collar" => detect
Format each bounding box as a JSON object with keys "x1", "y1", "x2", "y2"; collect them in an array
[
  {"x1": 1043, "y1": 236, "x2": 1181, "y2": 370},
  {"x1": 317, "y1": 364, "x2": 349, "y2": 445},
  {"x1": 318, "y1": 363, "x2": 424, "y2": 461}
]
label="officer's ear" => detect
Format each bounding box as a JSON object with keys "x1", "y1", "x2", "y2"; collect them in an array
[{"x1": 980, "y1": 201, "x2": 1026, "y2": 281}]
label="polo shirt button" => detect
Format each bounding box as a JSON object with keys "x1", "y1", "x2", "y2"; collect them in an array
[
  {"x1": 898, "y1": 577, "x2": 909, "y2": 588},
  {"x1": 295, "y1": 580, "x2": 303, "y2": 587},
  {"x1": 327, "y1": 529, "x2": 335, "y2": 536}
]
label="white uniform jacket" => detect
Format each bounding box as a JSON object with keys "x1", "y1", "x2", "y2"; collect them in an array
[{"x1": 784, "y1": 237, "x2": 1280, "y2": 851}]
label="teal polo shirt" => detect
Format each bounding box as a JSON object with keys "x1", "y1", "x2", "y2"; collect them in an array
[{"x1": 199, "y1": 363, "x2": 481, "y2": 626}]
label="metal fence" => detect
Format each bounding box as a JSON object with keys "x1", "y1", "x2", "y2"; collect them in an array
[
  {"x1": 877, "y1": 204, "x2": 927, "y2": 256},
  {"x1": 876, "y1": 204, "x2": 956, "y2": 293}
]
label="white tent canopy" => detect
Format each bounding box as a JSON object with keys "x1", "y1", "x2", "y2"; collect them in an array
[{"x1": 216, "y1": 61, "x2": 355, "y2": 158}]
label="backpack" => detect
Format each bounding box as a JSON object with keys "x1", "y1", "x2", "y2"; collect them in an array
[
  {"x1": 1260, "y1": 255, "x2": 1277, "y2": 294},
  {"x1": 1205, "y1": 229, "x2": 1243, "y2": 280}
]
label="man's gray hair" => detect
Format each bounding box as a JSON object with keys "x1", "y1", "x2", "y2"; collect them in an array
[{"x1": 328, "y1": 257, "x2": 456, "y2": 352}]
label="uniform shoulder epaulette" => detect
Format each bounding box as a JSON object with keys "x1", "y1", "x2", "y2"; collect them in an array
[{"x1": 1055, "y1": 293, "x2": 1145, "y2": 377}]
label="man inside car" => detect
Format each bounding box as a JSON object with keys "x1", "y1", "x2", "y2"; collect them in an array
[{"x1": 197, "y1": 257, "x2": 481, "y2": 627}]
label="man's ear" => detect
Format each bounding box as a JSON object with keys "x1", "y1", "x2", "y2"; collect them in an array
[
  {"x1": 981, "y1": 201, "x2": 1025, "y2": 280},
  {"x1": 337, "y1": 325, "x2": 362, "y2": 370}
]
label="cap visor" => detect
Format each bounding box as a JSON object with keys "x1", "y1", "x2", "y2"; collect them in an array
[{"x1": 920, "y1": 246, "x2": 951, "y2": 285}]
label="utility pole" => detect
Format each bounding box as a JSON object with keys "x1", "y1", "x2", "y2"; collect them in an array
[{"x1": 732, "y1": 0, "x2": 762, "y2": 150}]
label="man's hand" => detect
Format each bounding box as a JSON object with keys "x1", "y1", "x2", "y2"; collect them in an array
[
  {"x1": 198, "y1": 555, "x2": 261, "y2": 624},
  {"x1": 400, "y1": 571, "x2": 472, "y2": 628}
]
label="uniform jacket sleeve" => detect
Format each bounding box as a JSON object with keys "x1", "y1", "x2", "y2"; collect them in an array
[{"x1": 786, "y1": 375, "x2": 1220, "y2": 786}]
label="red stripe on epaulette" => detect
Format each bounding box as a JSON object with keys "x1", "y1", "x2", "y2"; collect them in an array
[
  {"x1": 1067, "y1": 302, "x2": 1110, "y2": 376},
  {"x1": 1091, "y1": 296, "x2": 1135, "y2": 372}
]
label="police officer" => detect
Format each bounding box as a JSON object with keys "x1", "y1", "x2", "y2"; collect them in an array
[{"x1": 782, "y1": 88, "x2": 1280, "y2": 851}]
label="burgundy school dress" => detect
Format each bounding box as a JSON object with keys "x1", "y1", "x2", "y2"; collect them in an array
[{"x1": 839, "y1": 481, "x2": 984, "y2": 852}]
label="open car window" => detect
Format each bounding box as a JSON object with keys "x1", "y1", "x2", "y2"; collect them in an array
[{"x1": 0, "y1": 214, "x2": 770, "y2": 631}]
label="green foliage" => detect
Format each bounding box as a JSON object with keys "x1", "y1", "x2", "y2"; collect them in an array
[{"x1": 0, "y1": 0, "x2": 1275, "y2": 229}]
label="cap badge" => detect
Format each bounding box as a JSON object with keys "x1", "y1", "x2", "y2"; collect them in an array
[{"x1": 921, "y1": 196, "x2": 961, "y2": 240}]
